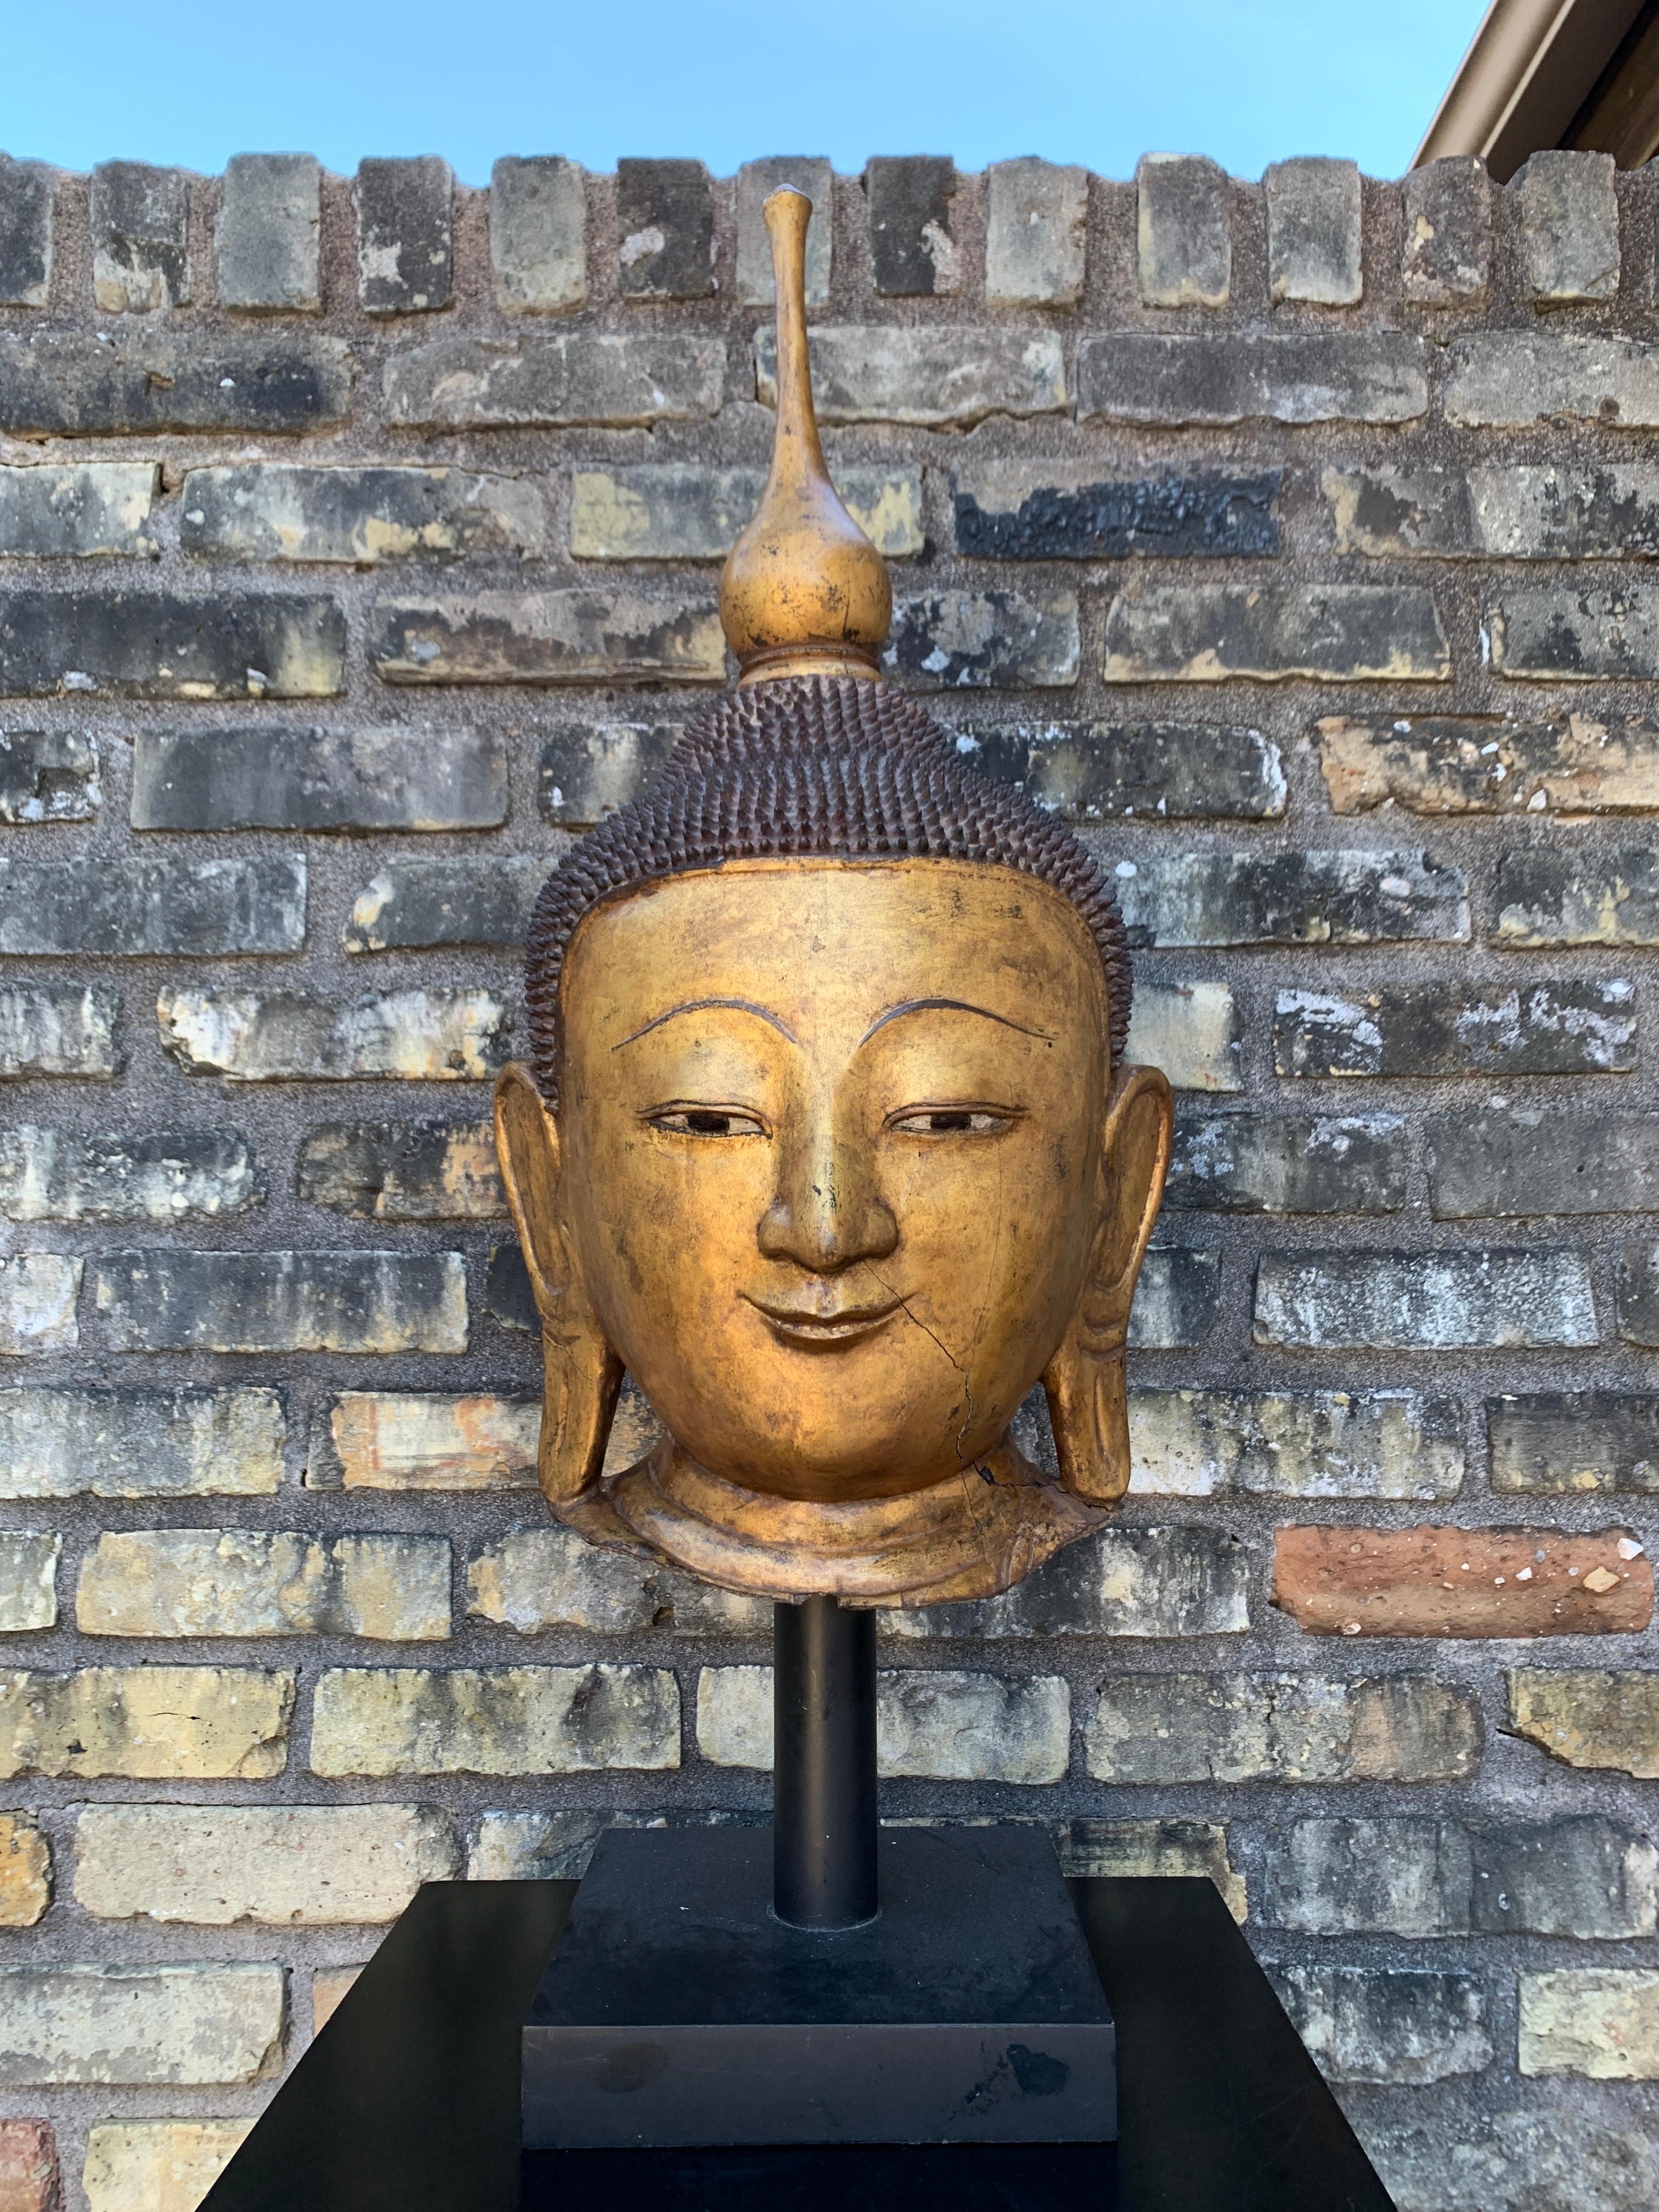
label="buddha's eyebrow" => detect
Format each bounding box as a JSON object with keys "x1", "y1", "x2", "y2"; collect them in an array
[
  {"x1": 614, "y1": 998, "x2": 800, "y2": 1051},
  {"x1": 859, "y1": 998, "x2": 1054, "y2": 1047}
]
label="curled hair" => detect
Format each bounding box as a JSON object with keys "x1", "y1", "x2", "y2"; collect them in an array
[{"x1": 525, "y1": 675, "x2": 1132, "y2": 1107}]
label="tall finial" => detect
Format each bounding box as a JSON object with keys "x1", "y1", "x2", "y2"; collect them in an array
[{"x1": 720, "y1": 188, "x2": 892, "y2": 685}]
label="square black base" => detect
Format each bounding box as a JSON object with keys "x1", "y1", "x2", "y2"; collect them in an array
[{"x1": 522, "y1": 1824, "x2": 1116, "y2": 2149}]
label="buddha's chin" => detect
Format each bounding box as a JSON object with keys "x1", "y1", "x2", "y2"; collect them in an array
[{"x1": 661, "y1": 1414, "x2": 1018, "y2": 1505}]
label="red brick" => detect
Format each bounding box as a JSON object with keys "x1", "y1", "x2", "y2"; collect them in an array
[
  {"x1": 0, "y1": 2121, "x2": 58, "y2": 2212},
  {"x1": 1273, "y1": 1526, "x2": 1652, "y2": 1638}
]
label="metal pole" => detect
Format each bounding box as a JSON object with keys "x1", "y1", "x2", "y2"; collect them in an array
[{"x1": 772, "y1": 1595, "x2": 878, "y2": 1928}]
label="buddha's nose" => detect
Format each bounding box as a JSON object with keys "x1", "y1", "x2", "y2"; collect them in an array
[{"x1": 758, "y1": 1127, "x2": 899, "y2": 1274}]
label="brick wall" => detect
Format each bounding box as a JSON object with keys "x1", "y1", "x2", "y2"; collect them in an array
[{"x1": 0, "y1": 139, "x2": 1656, "y2": 2210}]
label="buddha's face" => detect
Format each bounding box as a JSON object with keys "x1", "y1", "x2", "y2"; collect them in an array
[{"x1": 538, "y1": 859, "x2": 1123, "y2": 1503}]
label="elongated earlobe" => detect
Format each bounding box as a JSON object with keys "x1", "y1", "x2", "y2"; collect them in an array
[
  {"x1": 494, "y1": 1062, "x2": 623, "y2": 1506},
  {"x1": 1043, "y1": 1062, "x2": 1173, "y2": 1505}
]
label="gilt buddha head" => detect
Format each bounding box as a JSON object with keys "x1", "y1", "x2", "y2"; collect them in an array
[{"x1": 495, "y1": 188, "x2": 1172, "y2": 1608}]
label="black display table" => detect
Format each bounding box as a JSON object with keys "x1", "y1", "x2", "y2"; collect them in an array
[{"x1": 199, "y1": 1874, "x2": 1394, "y2": 2212}]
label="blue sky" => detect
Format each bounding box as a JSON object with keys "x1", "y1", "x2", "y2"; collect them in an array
[{"x1": 3, "y1": 0, "x2": 1488, "y2": 185}]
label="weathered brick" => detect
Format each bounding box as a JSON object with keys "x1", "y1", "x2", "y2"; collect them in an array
[
  {"x1": 307, "y1": 1392, "x2": 539, "y2": 1492},
  {"x1": 885, "y1": 590, "x2": 1078, "y2": 689},
  {"x1": 754, "y1": 326, "x2": 1064, "y2": 426},
  {"x1": 134, "y1": 725, "x2": 506, "y2": 834},
  {"x1": 1510, "y1": 1668, "x2": 1659, "y2": 1777},
  {"x1": 77, "y1": 1530, "x2": 450, "y2": 1640},
  {"x1": 0, "y1": 1258, "x2": 78, "y2": 1357},
  {"x1": 74, "y1": 1804, "x2": 458, "y2": 1923},
  {"x1": 1114, "y1": 849, "x2": 1466, "y2": 947},
  {"x1": 0, "y1": 1126, "x2": 262, "y2": 1224},
  {"x1": 1256, "y1": 1248, "x2": 1597, "y2": 1351},
  {"x1": 383, "y1": 332, "x2": 724, "y2": 430},
  {"x1": 0, "y1": 1539, "x2": 56, "y2": 1634},
  {"x1": 1491, "y1": 583, "x2": 1659, "y2": 678},
  {"x1": 218, "y1": 153, "x2": 320, "y2": 314},
  {"x1": 346, "y1": 859, "x2": 540, "y2": 952},
  {"x1": 1327, "y1": 464, "x2": 1659, "y2": 563},
  {"x1": 951, "y1": 463, "x2": 1278, "y2": 560},
  {"x1": 1086, "y1": 1672, "x2": 1481, "y2": 1784},
  {"x1": 1165, "y1": 1110, "x2": 1405, "y2": 1214},
  {"x1": 1055, "y1": 1818, "x2": 1245, "y2": 1921},
  {"x1": 0, "y1": 985, "x2": 115, "y2": 1079},
  {"x1": 0, "y1": 1965, "x2": 282, "y2": 2085},
  {"x1": 1122, "y1": 982, "x2": 1243, "y2": 1093},
  {"x1": 467, "y1": 1527, "x2": 766, "y2": 1638},
  {"x1": 0, "y1": 1668, "x2": 292, "y2": 1780},
  {"x1": 310, "y1": 1664, "x2": 680, "y2": 1775},
  {"x1": 297, "y1": 1120, "x2": 504, "y2": 1220},
  {"x1": 490, "y1": 155, "x2": 585, "y2": 313},
  {"x1": 1494, "y1": 847, "x2": 1659, "y2": 946},
  {"x1": 985, "y1": 159, "x2": 1087, "y2": 306},
  {"x1": 1077, "y1": 333, "x2": 1426, "y2": 426},
  {"x1": 0, "y1": 591, "x2": 343, "y2": 699},
  {"x1": 887, "y1": 1524, "x2": 1249, "y2": 1639},
  {"x1": 0, "y1": 333, "x2": 352, "y2": 437},
  {"x1": 1446, "y1": 331, "x2": 1659, "y2": 426},
  {"x1": 1620, "y1": 1240, "x2": 1659, "y2": 1346},
  {"x1": 1491, "y1": 1393, "x2": 1659, "y2": 1494},
  {"x1": 697, "y1": 1666, "x2": 1069, "y2": 1783},
  {"x1": 1275, "y1": 979, "x2": 1636, "y2": 1077},
  {"x1": 1268, "y1": 1965, "x2": 1488, "y2": 2086},
  {"x1": 1273, "y1": 1525, "x2": 1650, "y2": 1639},
  {"x1": 957, "y1": 719, "x2": 1284, "y2": 822},
  {"x1": 0, "y1": 463, "x2": 157, "y2": 558},
  {"x1": 0, "y1": 2120, "x2": 54, "y2": 2212},
  {"x1": 0, "y1": 732, "x2": 97, "y2": 825},
  {"x1": 1318, "y1": 709, "x2": 1659, "y2": 814},
  {"x1": 0, "y1": 856, "x2": 304, "y2": 956},
  {"x1": 736, "y1": 159, "x2": 831, "y2": 306},
  {"x1": 180, "y1": 464, "x2": 544, "y2": 565},
  {"x1": 1521, "y1": 1970, "x2": 1659, "y2": 2077},
  {"x1": 1129, "y1": 1246, "x2": 1220, "y2": 1348},
  {"x1": 370, "y1": 589, "x2": 724, "y2": 686},
  {"x1": 1401, "y1": 156, "x2": 1491, "y2": 303},
  {"x1": 1431, "y1": 1107, "x2": 1659, "y2": 1218},
  {"x1": 1129, "y1": 1387, "x2": 1465, "y2": 1500},
  {"x1": 1103, "y1": 583, "x2": 1449, "y2": 682},
  {"x1": 616, "y1": 159, "x2": 713, "y2": 298},
  {"x1": 865, "y1": 156, "x2": 957, "y2": 296},
  {"x1": 90, "y1": 163, "x2": 189, "y2": 314},
  {"x1": 157, "y1": 986, "x2": 509, "y2": 1082},
  {"x1": 470, "y1": 1810, "x2": 610, "y2": 1882},
  {"x1": 83, "y1": 2120, "x2": 251, "y2": 2212},
  {"x1": 0, "y1": 1818, "x2": 50, "y2": 1928},
  {"x1": 1359, "y1": 2106, "x2": 1657, "y2": 2212},
  {"x1": 90, "y1": 1249, "x2": 466, "y2": 1355},
  {"x1": 0, "y1": 157, "x2": 53, "y2": 308},
  {"x1": 1514, "y1": 150, "x2": 1619, "y2": 303},
  {"x1": 537, "y1": 720, "x2": 680, "y2": 825},
  {"x1": 311, "y1": 1968, "x2": 362, "y2": 2033},
  {"x1": 1266, "y1": 158, "x2": 1361, "y2": 305},
  {"x1": 0, "y1": 1387, "x2": 283, "y2": 1499},
  {"x1": 356, "y1": 156, "x2": 451, "y2": 313},
  {"x1": 1136, "y1": 154, "x2": 1229, "y2": 307},
  {"x1": 569, "y1": 462, "x2": 922, "y2": 561}
]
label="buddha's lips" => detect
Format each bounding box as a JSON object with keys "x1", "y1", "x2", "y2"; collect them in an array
[{"x1": 743, "y1": 1294, "x2": 903, "y2": 1348}]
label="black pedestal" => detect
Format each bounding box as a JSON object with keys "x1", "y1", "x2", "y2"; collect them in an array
[{"x1": 522, "y1": 1824, "x2": 1115, "y2": 2147}]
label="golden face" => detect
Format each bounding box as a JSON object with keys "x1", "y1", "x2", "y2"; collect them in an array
[{"x1": 552, "y1": 859, "x2": 1115, "y2": 1502}]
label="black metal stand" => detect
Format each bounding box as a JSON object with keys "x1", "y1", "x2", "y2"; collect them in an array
[{"x1": 772, "y1": 1595, "x2": 878, "y2": 1928}]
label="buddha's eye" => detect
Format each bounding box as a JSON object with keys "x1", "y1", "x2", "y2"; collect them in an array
[
  {"x1": 646, "y1": 1106, "x2": 768, "y2": 1139},
  {"x1": 888, "y1": 1107, "x2": 1015, "y2": 1137}
]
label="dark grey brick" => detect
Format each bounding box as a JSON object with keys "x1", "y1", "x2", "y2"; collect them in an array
[
  {"x1": 1077, "y1": 334, "x2": 1427, "y2": 426},
  {"x1": 1514, "y1": 150, "x2": 1619, "y2": 303},
  {"x1": 1447, "y1": 331, "x2": 1659, "y2": 426},
  {"x1": 1491, "y1": 584, "x2": 1659, "y2": 678},
  {"x1": 369, "y1": 591, "x2": 723, "y2": 687},
  {"x1": 0, "y1": 985, "x2": 117, "y2": 1079},
  {"x1": 0, "y1": 591, "x2": 343, "y2": 701},
  {"x1": 490, "y1": 155, "x2": 585, "y2": 314},
  {"x1": 90, "y1": 1249, "x2": 467, "y2": 1354},
  {"x1": 1136, "y1": 153, "x2": 1229, "y2": 307},
  {"x1": 616, "y1": 159, "x2": 713, "y2": 299},
  {"x1": 1401, "y1": 156, "x2": 1491, "y2": 303},
  {"x1": 1266, "y1": 1965, "x2": 1490, "y2": 2086},
  {"x1": 132, "y1": 727, "x2": 506, "y2": 833},
  {"x1": 1165, "y1": 1111, "x2": 1406, "y2": 1215},
  {"x1": 1114, "y1": 850, "x2": 1468, "y2": 949},
  {"x1": 0, "y1": 731, "x2": 98, "y2": 823},
  {"x1": 951, "y1": 465, "x2": 1279, "y2": 559},
  {"x1": 1494, "y1": 847, "x2": 1659, "y2": 946},
  {"x1": 893, "y1": 1524, "x2": 1249, "y2": 1639},
  {"x1": 753, "y1": 326, "x2": 1064, "y2": 427},
  {"x1": 1130, "y1": 1246, "x2": 1220, "y2": 1348},
  {"x1": 1474, "y1": 1816, "x2": 1656, "y2": 1937},
  {"x1": 0, "y1": 1126, "x2": 263, "y2": 1224},
  {"x1": 180, "y1": 464, "x2": 544, "y2": 565},
  {"x1": 1430, "y1": 1108, "x2": 1659, "y2": 1219},
  {"x1": 1273, "y1": 979, "x2": 1637, "y2": 1077},
  {"x1": 343, "y1": 858, "x2": 541, "y2": 951},
  {"x1": 884, "y1": 591, "x2": 1079, "y2": 689},
  {"x1": 1361, "y1": 2105, "x2": 1657, "y2": 2212},
  {"x1": 356, "y1": 156, "x2": 452, "y2": 314},
  {"x1": 1618, "y1": 1241, "x2": 1659, "y2": 1347},
  {"x1": 538, "y1": 721, "x2": 681, "y2": 827},
  {"x1": 865, "y1": 156, "x2": 958, "y2": 296},
  {"x1": 1265, "y1": 157, "x2": 1361, "y2": 306},
  {"x1": 1255, "y1": 1248, "x2": 1598, "y2": 1351},
  {"x1": 0, "y1": 334, "x2": 352, "y2": 437},
  {"x1": 382, "y1": 334, "x2": 724, "y2": 430},
  {"x1": 218, "y1": 154, "x2": 321, "y2": 313},
  {"x1": 1103, "y1": 583, "x2": 1449, "y2": 682},
  {"x1": 736, "y1": 159, "x2": 832, "y2": 306},
  {"x1": 1326, "y1": 463, "x2": 1659, "y2": 561},
  {"x1": 954, "y1": 719, "x2": 1284, "y2": 822},
  {"x1": 296, "y1": 1120, "x2": 504, "y2": 1221},
  {"x1": 0, "y1": 156, "x2": 53, "y2": 308},
  {"x1": 0, "y1": 856, "x2": 303, "y2": 956},
  {"x1": 485, "y1": 1240, "x2": 536, "y2": 1333},
  {"x1": 0, "y1": 462, "x2": 159, "y2": 558},
  {"x1": 1489, "y1": 1392, "x2": 1659, "y2": 1494},
  {"x1": 1316, "y1": 710, "x2": 1659, "y2": 814},
  {"x1": 91, "y1": 161, "x2": 189, "y2": 313}
]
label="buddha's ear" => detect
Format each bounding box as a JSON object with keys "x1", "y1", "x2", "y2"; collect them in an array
[
  {"x1": 1042, "y1": 1062, "x2": 1173, "y2": 1506},
  {"x1": 494, "y1": 1063, "x2": 623, "y2": 1508}
]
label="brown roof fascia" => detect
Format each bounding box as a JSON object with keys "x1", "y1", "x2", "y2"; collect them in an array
[{"x1": 1414, "y1": 0, "x2": 1650, "y2": 179}]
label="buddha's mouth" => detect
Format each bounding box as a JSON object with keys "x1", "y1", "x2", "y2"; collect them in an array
[{"x1": 744, "y1": 1294, "x2": 903, "y2": 1350}]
